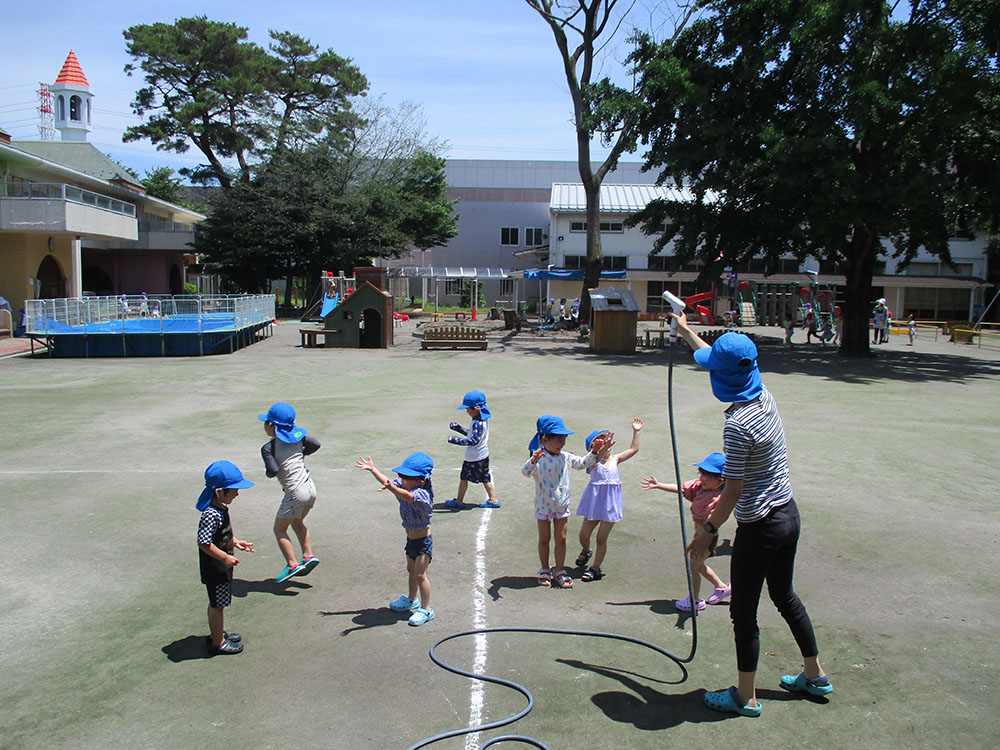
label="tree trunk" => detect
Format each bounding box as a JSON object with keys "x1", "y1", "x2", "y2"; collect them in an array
[
  {"x1": 578, "y1": 177, "x2": 604, "y2": 323},
  {"x1": 839, "y1": 225, "x2": 878, "y2": 357}
]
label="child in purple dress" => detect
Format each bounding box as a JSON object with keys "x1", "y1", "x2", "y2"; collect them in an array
[{"x1": 574, "y1": 418, "x2": 642, "y2": 581}]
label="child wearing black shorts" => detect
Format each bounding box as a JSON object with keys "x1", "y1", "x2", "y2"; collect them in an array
[
  {"x1": 196, "y1": 461, "x2": 255, "y2": 655},
  {"x1": 445, "y1": 390, "x2": 500, "y2": 508}
]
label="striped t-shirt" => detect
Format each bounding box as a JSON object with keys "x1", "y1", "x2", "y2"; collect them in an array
[{"x1": 722, "y1": 386, "x2": 793, "y2": 523}]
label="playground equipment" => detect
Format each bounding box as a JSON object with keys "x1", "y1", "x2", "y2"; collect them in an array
[{"x1": 684, "y1": 291, "x2": 716, "y2": 325}]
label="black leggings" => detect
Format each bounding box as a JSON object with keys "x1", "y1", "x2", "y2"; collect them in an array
[{"x1": 730, "y1": 499, "x2": 819, "y2": 672}]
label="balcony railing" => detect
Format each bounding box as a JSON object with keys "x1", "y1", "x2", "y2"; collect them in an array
[
  {"x1": 2, "y1": 181, "x2": 136, "y2": 218},
  {"x1": 138, "y1": 219, "x2": 196, "y2": 233}
]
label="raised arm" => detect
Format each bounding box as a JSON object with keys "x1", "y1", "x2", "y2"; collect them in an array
[
  {"x1": 616, "y1": 418, "x2": 643, "y2": 463},
  {"x1": 669, "y1": 312, "x2": 710, "y2": 352}
]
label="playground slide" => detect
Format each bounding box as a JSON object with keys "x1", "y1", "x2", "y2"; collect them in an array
[{"x1": 684, "y1": 291, "x2": 716, "y2": 325}]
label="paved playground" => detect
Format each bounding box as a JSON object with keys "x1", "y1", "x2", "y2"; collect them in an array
[{"x1": 1, "y1": 319, "x2": 997, "y2": 749}]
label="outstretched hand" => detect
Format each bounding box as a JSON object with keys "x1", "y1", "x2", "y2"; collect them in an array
[
  {"x1": 640, "y1": 474, "x2": 662, "y2": 491},
  {"x1": 355, "y1": 456, "x2": 375, "y2": 472},
  {"x1": 632, "y1": 417, "x2": 643, "y2": 432}
]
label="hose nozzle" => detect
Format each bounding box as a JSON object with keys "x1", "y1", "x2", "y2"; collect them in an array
[{"x1": 661, "y1": 291, "x2": 686, "y2": 341}]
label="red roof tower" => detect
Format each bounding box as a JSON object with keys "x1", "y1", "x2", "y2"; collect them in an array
[
  {"x1": 51, "y1": 50, "x2": 93, "y2": 141},
  {"x1": 54, "y1": 50, "x2": 90, "y2": 87}
]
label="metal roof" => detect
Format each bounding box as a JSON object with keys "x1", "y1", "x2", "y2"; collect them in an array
[
  {"x1": 588, "y1": 286, "x2": 640, "y2": 311},
  {"x1": 386, "y1": 266, "x2": 511, "y2": 279},
  {"x1": 549, "y1": 183, "x2": 697, "y2": 213}
]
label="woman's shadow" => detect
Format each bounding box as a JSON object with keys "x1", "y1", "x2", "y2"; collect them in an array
[{"x1": 318, "y1": 606, "x2": 411, "y2": 635}]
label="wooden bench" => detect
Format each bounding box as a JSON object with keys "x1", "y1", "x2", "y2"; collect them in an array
[
  {"x1": 421, "y1": 325, "x2": 488, "y2": 350},
  {"x1": 299, "y1": 328, "x2": 340, "y2": 348}
]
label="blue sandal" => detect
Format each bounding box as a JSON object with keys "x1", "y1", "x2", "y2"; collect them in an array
[
  {"x1": 704, "y1": 686, "x2": 762, "y2": 717},
  {"x1": 781, "y1": 673, "x2": 834, "y2": 696}
]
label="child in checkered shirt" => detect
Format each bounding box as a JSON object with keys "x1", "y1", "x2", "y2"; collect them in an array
[{"x1": 196, "y1": 461, "x2": 255, "y2": 655}]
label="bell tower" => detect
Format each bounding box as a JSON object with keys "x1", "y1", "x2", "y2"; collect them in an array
[{"x1": 51, "y1": 50, "x2": 93, "y2": 142}]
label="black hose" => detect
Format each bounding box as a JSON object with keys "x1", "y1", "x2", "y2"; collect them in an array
[{"x1": 408, "y1": 337, "x2": 698, "y2": 750}]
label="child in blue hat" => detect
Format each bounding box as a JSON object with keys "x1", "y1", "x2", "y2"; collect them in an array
[
  {"x1": 258, "y1": 402, "x2": 322, "y2": 583},
  {"x1": 522, "y1": 416, "x2": 610, "y2": 589},
  {"x1": 355, "y1": 452, "x2": 437, "y2": 626},
  {"x1": 445, "y1": 390, "x2": 500, "y2": 509},
  {"x1": 641, "y1": 452, "x2": 731, "y2": 610},
  {"x1": 196, "y1": 460, "x2": 255, "y2": 655},
  {"x1": 574, "y1": 418, "x2": 643, "y2": 582}
]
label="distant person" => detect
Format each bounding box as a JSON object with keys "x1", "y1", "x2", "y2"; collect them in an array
[
  {"x1": 522, "y1": 415, "x2": 609, "y2": 589},
  {"x1": 832, "y1": 306, "x2": 843, "y2": 345},
  {"x1": 783, "y1": 312, "x2": 795, "y2": 348},
  {"x1": 669, "y1": 316, "x2": 833, "y2": 718},
  {"x1": 642, "y1": 452, "x2": 731, "y2": 611},
  {"x1": 445, "y1": 390, "x2": 500, "y2": 509},
  {"x1": 873, "y1": 299, "x2": 888, "y2": 345},
  {"x1": 817, "y1": 314, "x2": 835, "y2": 344},
  {"x1": 355, "y1": 452, "x2": 437, "y2": 627},
  {"x1": 574, "y1": 418, "x2": 642, "y2": 582},
  {"x1": 907, "y1": 313, "x2": 916, "y2": 345},
  {"x1": 259, "y1": 402, "x2": 321, "y2": 583},
  {"x1": 804, "y1": 305, "x2": 819, "y2": 343},
  {"x1": 196, "y1": 461, "x2": 255, "y2": 655}
]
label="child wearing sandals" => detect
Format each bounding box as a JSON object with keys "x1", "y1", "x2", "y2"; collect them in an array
[
  {"x1": 259, "y1": 402, "x2": 322, "y2": 583},
  {"x1": 522, "y1": 415, "x2": 609, "y2": 589},
  {"x1": 196, "y1": 461, "x2": 255, "y2": 656},
  {"x1": 641, "y1": 452, "x2": 732, "y2": 611},
  {"x1": 573, "y1": 418, "x2": 643, "y2": 582},
  {"x1": 445, "y1": 390, "x2": 501, "y2": 509},
  {"x1": 355, "y1": 452, "x2": 436, "y2": 626}
]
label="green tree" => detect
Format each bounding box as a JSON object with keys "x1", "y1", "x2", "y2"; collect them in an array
[
  {"x1": 123, "y1": 16, "x2": 367, "y2": 187},
  {"x1": 627, "y1": 0, "x2": 1000, "y2": 356},
  {"x1": 140, "y1": 166, "x2": 199, "y2": 209},
  {"x1": 524, "y1": 0, "x2": 700, "y2": 321}
]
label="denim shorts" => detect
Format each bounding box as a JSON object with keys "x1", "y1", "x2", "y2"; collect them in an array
[{"x1": 405, "y1": 534, "x2": 433, "y2": 560}]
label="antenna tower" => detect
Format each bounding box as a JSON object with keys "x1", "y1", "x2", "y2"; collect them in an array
[{"x1": 37, "y1": 83, "x2": 55, "y2": 140}]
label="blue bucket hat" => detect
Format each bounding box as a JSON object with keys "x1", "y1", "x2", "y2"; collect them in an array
[
  {"x1": 392, "y1": 451, "x2": 434, "y2": 478},
  {"x1": 528, "y1": 415, "x2": 573, "y2": 453},
  {"x1": 458, "y1": 390, "x2": 491, "y2": 420},
  {"x1": 196, "y1": 460, "x2": 254, "y2": 511},
  {"x1": 585, "y1": 429, "x2": 610, "y2": 452},
  {"x1": 694, "y1": 452, "x2": 726, "y2": 475},
  {"x1": 693, "y1": 332, "x2": 763, "y2": 403},
  {"x1": 258, "y1": 402, "x2": 307, "y2": 443}
]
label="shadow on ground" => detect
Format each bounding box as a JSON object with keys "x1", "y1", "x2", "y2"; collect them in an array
[
  {"x1": 162, "y1": 635, "x2": 213, "y2": 663},
  {"x1": 558, "y1": 658, "x2": 800, "y2": 729},
  {"x1": 231, "y1": 578, "x2": 311, "y2": 597},
  {"x1": 318, "y1": 606, "x2": 410, "y2": 635},
  {"x1": 487, "y1": 575, "x2": 546, "y2": 601}
]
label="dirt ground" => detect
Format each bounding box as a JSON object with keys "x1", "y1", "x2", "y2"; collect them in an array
[{"x1": 0, "y1": 317, "x2": 997, "y2": 749}]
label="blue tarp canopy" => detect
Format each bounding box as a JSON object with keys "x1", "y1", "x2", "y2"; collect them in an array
[{"x1": 523, "y1": 269, "x2": 627, "y2": 280}]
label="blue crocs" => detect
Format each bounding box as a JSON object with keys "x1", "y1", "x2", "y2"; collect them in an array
[
  {"x1": 408, "y1": 607, "x2": 435, "y2": 627},
  {"x1": 479, "y1": 500, "x2": 501, "y2": 508},
  {"x1": 781, "y1": 673, "x2": 834, "y2": 696},
  {"x1": 390, "y1": 595, "x2": 420, "y2": 612},
  {"x1": 444, "y1": 499, "x2": 465, "y2": 509},
  {"x1": 704, "y1": 686, "x2": 762, "y2": 717}
]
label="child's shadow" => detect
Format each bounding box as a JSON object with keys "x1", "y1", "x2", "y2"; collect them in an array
[
  {"x1": 161, "y1": 635, "x2": 213, "y2": 662},
  {"x1": 487, "y1": 575, "x2": 543, "y2": 601},
  {"x1": 231, "y1": 578, "x2": 311, "y2": 597},
  {"x1": 317, "y1": 606, "x2": 410, "y2": 635},
  {"x1": 606, "y1": 599, "x2": 696, "y2": 630},
  {"x1": 713, "y1": 538, "x2": 733, "y2": 557}
]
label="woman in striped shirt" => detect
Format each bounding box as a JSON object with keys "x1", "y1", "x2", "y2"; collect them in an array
[{"x1": 671, "y1": 318, "x2": 833, "y2": 718}]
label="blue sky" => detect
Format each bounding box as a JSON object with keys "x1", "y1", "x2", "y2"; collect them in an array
[{"x1": 1, "y1": 0, "x2": 644, "y2": 177}]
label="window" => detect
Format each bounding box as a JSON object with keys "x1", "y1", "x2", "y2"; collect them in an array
[
  {"x1": 444, "y1": 279, "x2": 465, "y2": 295},
  {"x1": 500, "y1": 227, "x2": 519, "y2": 246},
  {"x1": 570, "y1": 221, "x2": 587, "y2": 232},
  {"x1": 603, "y1": 256, "x2": 627, "y2": 270},
  {"x1": 525, "y1": 227, "x2": 544, "y2": 246},
  {"x1": 57, "y1": 95, "x2": 65, "y2": 121},
  {"x1": 599, "y1": 221, "x2": 624, "y2": 233},
  {"x1": 70, "y1": 96, "x2": 81, "y2": 122},
  {"x1": 564, "y1": 255, "x2": 585, "y2": 269},
  {"x1": 497, "y1": 279, "x2": 515, "y2": 298}
]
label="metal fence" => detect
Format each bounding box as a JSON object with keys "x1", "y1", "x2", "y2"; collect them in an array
[
  {"x1": 2, "y1": 181, "x2": 136, "y2": 217},
  {"x1": 25, "y1": 294, "x2": 275, "y2": 334}
]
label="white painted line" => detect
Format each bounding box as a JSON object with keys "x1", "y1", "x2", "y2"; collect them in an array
[{"x1": 465, "y1": 505, "x2": 492, "y2": 749}]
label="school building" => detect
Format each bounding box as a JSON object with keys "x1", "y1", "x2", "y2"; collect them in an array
[{"x1": 389, "y1": 159, "x2": 991, "y2": 323}]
